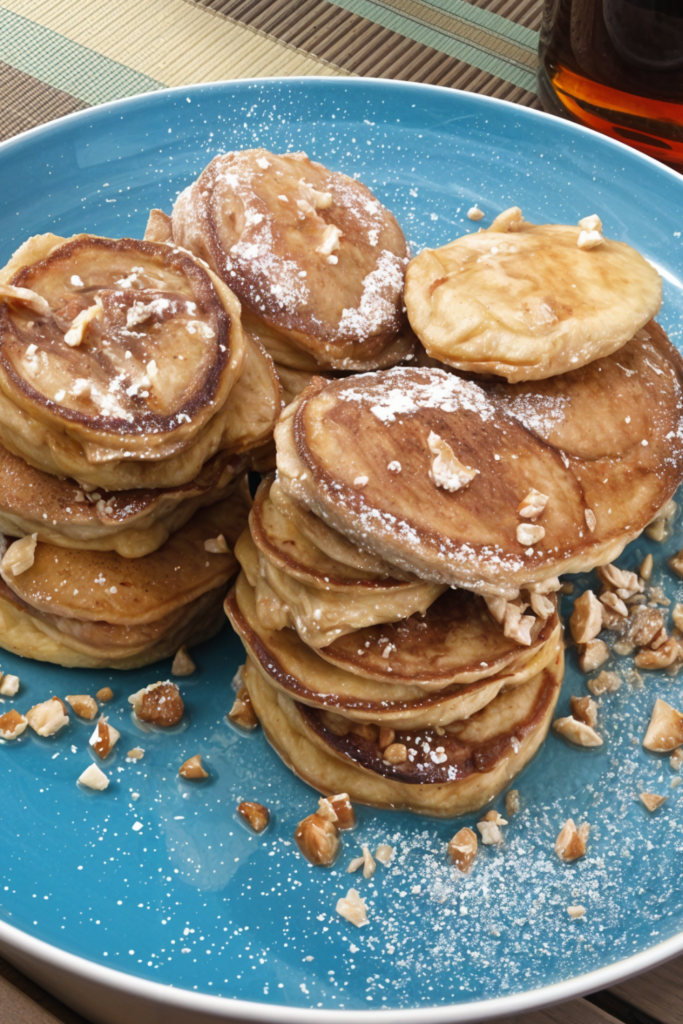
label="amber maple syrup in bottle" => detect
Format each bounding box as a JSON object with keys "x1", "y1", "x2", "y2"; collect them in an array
[{"x1": 538, "y1": 0, "x2": 683, "y2": 168}]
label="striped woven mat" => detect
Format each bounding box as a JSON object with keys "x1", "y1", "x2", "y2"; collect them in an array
[{"x1": 0, "y1": 0, "x2": 542, "y2": 141}]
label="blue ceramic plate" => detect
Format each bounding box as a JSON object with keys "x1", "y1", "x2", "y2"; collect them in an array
[{"x1": 1, "y1": 78, "x2": 683, "y2": 1024}]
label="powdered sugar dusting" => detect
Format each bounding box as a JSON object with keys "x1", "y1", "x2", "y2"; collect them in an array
[
  {"x1": 338, "y1": 366, "x2": 496, "y2": 424},
  {"x1": 337, "y1": 250, "x2": 405, "y2": 342}
]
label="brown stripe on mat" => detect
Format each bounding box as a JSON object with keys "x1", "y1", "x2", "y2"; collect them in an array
[
  {"x1": 0, "y1": 61, "x2": 87, "y2": 142},
  {"x1": 186, "y1": 0, "x2": 541, "y2": 106},
  {"x1": 466, "y1": 0, "x2": 542, "y2": 32}
]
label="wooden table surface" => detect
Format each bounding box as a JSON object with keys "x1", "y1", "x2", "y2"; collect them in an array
[{"x1": 0, "y1": 0, "x2": 682, "y2": 1021}]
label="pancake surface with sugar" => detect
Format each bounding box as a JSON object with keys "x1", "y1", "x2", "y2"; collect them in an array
[
  {"x1": 276, "y1": 326, "x2": 683, "y2": 595},
  {"x1": 0, "y1": 233, "x2": 264, "y2": 489},
  {"x1": 170, "y1": 149, "x2": 411, "y2": 369},
  {"x1": 404, "y1": 211, "x2": 662, "y2": 381}
]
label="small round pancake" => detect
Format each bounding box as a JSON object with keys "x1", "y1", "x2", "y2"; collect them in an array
[
  {"x1": 277, "y1": 329, "x2": 683, "y2": 595},
  {"x1": 0, "y1": 580, "x2": 226, "y2": 669},
  {"x1": 268, "y1": 476, "x2": 410, "y2": 578},
  {"x1": 0, "y1": 443, "x2": 247, "y2": 557},
  {"x1": 250, "y1": 475, "x2": 417, "y2": 590},
  {"x1": 171, "y1": 149, "x2": 409, "y2": 368},
  {"x1": 0, "y1": 233, "x2": 256, "y2": 488},
  {"x1": 405, "y1": 216, "x2": 662, "y2": 381},
  {"x1": 227, "y1": 574, "x2": 561, "y2": 730},
  {"x1": 242, "y1": 646, "x2": 563, "y2": 817},
  {"x1": 236, "y1": 529, "x2": 443, "y2": 648},
  {"x1": 0, "y1": 489, "x2": 249, "y2": 626}
]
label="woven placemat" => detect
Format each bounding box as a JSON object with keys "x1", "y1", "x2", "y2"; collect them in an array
[{"x1": 0, "y1": 0, "x2": 542, "y2": 141}]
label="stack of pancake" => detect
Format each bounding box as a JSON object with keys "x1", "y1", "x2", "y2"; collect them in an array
[
  {"x1": 0, "y1": 230, "x2": 280, "y2": 668},
  {"x1": 226, "y1": 208, "x2": 683, "y2": 817},
  {"x1": 145, "y1": 148, "x2": 413, "y2": 407}
]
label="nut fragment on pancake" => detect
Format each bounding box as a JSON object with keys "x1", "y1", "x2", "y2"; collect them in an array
[
  {"x1": 519, "y1": 490, "x2": 548, "y2": 519},
  {"x1": 553, "y1": 716, "x2": 603, "y2": 747},
  {"x1": 384, "y1": 743, "x2": 408, "y2": 764},
  {"x1": 278, "y1": 332, "x2": 683, "y2": 595},
  {"x1": 78, "y1": 763, "x2": 109, "y2": 791},
  {"x1": 477, "y1": 813, "x2": 506, "y2": 845},
  {"x1": 171, "y1": 645, "x2": 196, "y2": 677},
  {"x1": 640, "y1": 792, "x2": 666, "y2": 812},
  {"x1": 555, "y1": 819, "x2": 590, "y2": 861},
  {"x1": 405, "y1": 214, "x2": 661, "y2": 381},
  {"x1": 295, "y1": 812, "x2": 339, "y2": 866},
  {"x1": 0, "y1": 708, "x2": 27, "y2": 739},
  {"x1": 427, "y1": 432, "x2": 478, "y2": 492},
  {"x1": 179, "y1": 754, "x2": 209, "y2": 779},
  {"x1": 643, "y1": 699, "x2": 683, "y2": 752},
  {"x1": 96, "y1": 687, "x2": 113, "y2": 703},
  {"x1": 129, "y1": 681, "x2": 183, "y2": 726},
  {"x1": 26, "y1": 697, "x2": 68, "y2": 737},
  {"x1": 0, "y1": 673, "x2": 19, "y2": 696},
  {"x1": 448, "y1": 827, "x2": 477, "y2": 872},
  {"x1": 336, "y1": 888, "x2": 368, "y2": 927},
  {"x1": 635, "y1": 638, "x2": 681, "y2": 670},
  {"x1": 0, "y1": 233, "x2": 251, "y2": 490},
  {"x1": 1, "y1": 534, "x2": 37, "y2": 576},
  {"x1": 516, "y1": 524, "x2": 545, "y2": 546},
  {"x1": 238, "y1": 801, "x2": 270, "y2": 832},
  {"x1": 171, "y1": 149, "x2": 408, "y2": 370},
  {"x1": 317, "y1": 797, "x2": 338, "y2": 823},
  {"x1": 205, "y1": 534, "x2": 229, "y2": 554},
  {"x1": 467, "y1": 206, "x2": 484, "y2": 221},
  {"x1": 228, "y1": 685, "x2": 259, "y2": 730}
]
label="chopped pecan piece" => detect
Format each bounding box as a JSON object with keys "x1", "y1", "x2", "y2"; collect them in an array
[
  {"x1": 555, "y1": 819, "x2": 590, "y2": 861},
  {"x1": 228, "y1": 686, "x2": 259, "y2": 730},
  {"x1": 1, "y1": 534, "x2": 37, "y2": 576},
  {"x1": 569, "y1": 591, "x2": 603, "y2": 644},
  {"x1": 295, "y1": 813, "x2": 339, "y2": 866},
  {"x1": 634, "y1": 638, "x2": 680, "y2": 670},
  {"x1": 640, "y1": 792, "x2": 666, "y2": 812},
  {"x1": 553, "y1": 716, "x2": 602, "y2": 747},
  {"x1": 578, "y1": 640, "x2": 609, "y2": 673},
  {"x1": 0, "y1": 674, "x2": 19, "y2": 697},
  {"x1": 78, "y1": 763, "x2": 109, "y2": 791},
  {"x1": 448, "y1": 827, "x2": 478, "y2": 872},
  {"x1": 0, "y1": 709, "x2": 27, "y2": 740},
  {"x1": 96, "y1": 686, "x2": 113, "y2": 703},
  {"x1": 66, "y1": 694, "x2": 98, "y2": 720},
  {"x1": 238, "y1": 801, "x2": 270, "y2": 832},
  {"x1": 330, "y1": 793, "x2": 355, "y2": 830},
  {"x1": 179, "y1": 754, "x2": 209, "y2": 779},
  {"x1": 570, "y1": 696, "x2": 598, "y2": 728},
  {"x1": 26, "y1": 697, "x2": 69, "y2": 737},
  {"x1": 89, "y1": 716, "x2": 120, "y2": 759},
  {"x1": 587, "y1": 670, "x2": 622, "y2": 696},
  {"x1": 383, "y1": 742, "x2": 408, "y2": 764},
  {"x1": 336, "y1": 888, "x2": 368, "y2": 927},
  {"x1": 643, "y1": 698, "x2": 683, "y2": 752},
  {"x1": 171, "y1": 645, "x2": 196, "y2": 677},
  {"x1": 129, "y1": 681, "x2": 184, "y2": 726}
]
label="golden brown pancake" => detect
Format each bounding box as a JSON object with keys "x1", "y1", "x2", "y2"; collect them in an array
[
  {"x1": 268, "y1": 476, "x2": 410, "y2": 578},
  {"x1": 0, "y1": 443, "x2": 247, "y2": 557},
  {"x1": 226, "y1": 572, "x2": 561, "y2": 728},
  {"x1": 0, "y1": 233, "x2": 277, "y2": 489},
  {"x1": 1, "y1": 492, "x2": 248, "y2": 626},
  {"x1": 250, "y1": 475, "x2": 419, "y2": 590},
  {"x1": 0, "y1": 485, "x2": 250, "y2": 669},
  {"x1": 242, "y1": 644, "x2": 563, "y2": 817},
  {"x1": 405, "y1": 216, "x2": 662, "y2": 381},
  {"x1": 0, "y1": 581, "x2": 226, "y2": 669},
  {"x1": 169, "y1": 149, "x2": 410, "y2": 369},
  {"x1": 236, "y1": 529, "x2": 443, "y2": 648},
  {"x1": 276, "y1": 325, "x2": 683, "y2": 595}
]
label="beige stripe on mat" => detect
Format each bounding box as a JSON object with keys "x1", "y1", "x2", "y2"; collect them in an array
[{"x1": 0, "y1": 0, "x2": 346, "y2": 85}]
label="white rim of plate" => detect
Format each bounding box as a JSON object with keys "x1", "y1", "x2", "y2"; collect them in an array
[{"x1": 1, "y1": 75, "x2": 682, "y2": 1021}]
